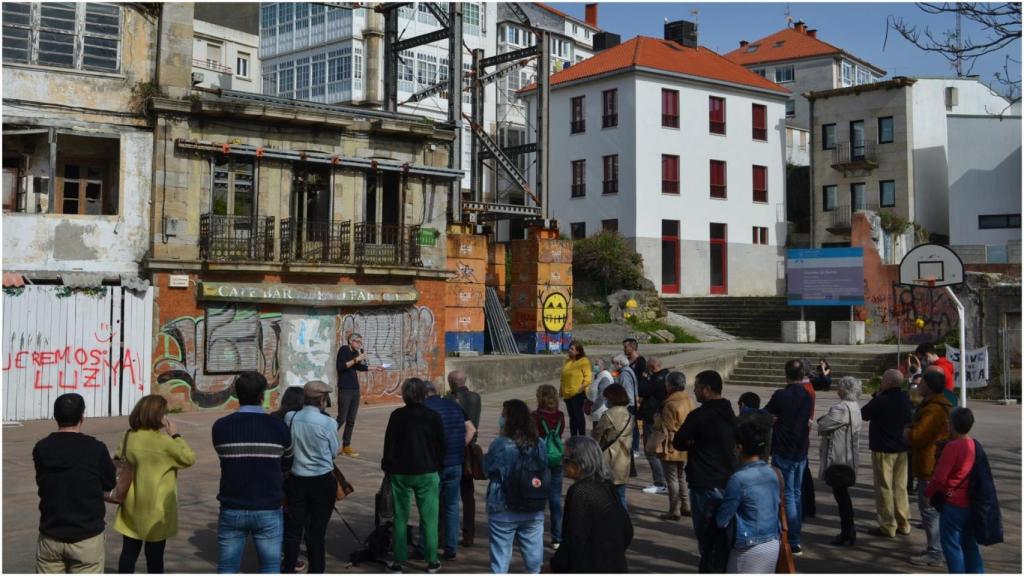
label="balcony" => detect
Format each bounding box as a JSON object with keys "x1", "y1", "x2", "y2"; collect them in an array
[
  {"x1": 353, "y1": 223, "x2": 422, "y2": 267},
  {"x1": 193, "y1": 58, "x2": 232, "y2": 75},
  {"x1": 831, "y1": 142, "x2": 878, "y2": 172},
  {"x1": 200, "y1": 214, "x2": 275, "y2": 262},
  {"x1": 827, "y1": 202, "x2": 879, "y2": 234},
  {"x1": 281, "y1": 219, "x2": 352, "y2": 264}
]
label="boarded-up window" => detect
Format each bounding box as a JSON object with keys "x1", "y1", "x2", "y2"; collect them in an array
[{"x1": 205, "y1": 305, "x2": 261, "y2": 372}]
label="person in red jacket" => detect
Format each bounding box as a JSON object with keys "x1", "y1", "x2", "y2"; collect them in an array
[
  {"x1": 913, "y1": 342, "x2": 955, "y2": 391},
  {"x1": 925, "y1": 407, "x2": 982, "y2": 573}
]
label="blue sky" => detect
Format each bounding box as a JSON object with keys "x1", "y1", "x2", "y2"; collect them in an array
[{"x1": 549, "y1": 2, "x2": 1019, "y2": 95}]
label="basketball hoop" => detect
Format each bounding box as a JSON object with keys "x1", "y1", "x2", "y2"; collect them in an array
[{"x1": 914, "y1": 277, "x2": 937, "y2": 288}]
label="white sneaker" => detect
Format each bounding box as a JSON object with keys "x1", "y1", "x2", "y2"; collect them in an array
[
  {"x1": 655, "y1": 485, "x2": 668, "y2": 494},
  {"x1": 641, "y1": 484, "x2": 663, "y2": 494}
]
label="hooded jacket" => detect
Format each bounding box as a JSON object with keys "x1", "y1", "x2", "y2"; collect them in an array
[
  {"x1": 34, "y1": 432, "x2": 117, "y2": 542},
  {"x1": 672, "y1": 398, "x2": 737, "y2": 490}
]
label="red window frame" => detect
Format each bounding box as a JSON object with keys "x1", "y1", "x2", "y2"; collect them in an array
[
  {"x1": 662, "y1": 89, "x2": 679, "y2": 128},
  {"x1": 709, "y1": 96, "x2": 726, "y2": 134},
  {"x1": 603, "y1": 154, "x2": 618, "y2": 194},
  {"x1": 662, "y1": 154, "x2": 679, "y2": 194},
  {"x1": 710, "y1": 160, "x2": 727, "y2": 198},
  {"x1": 752, "y1": 104, "x2": 767, "y2": 141},
  {"x1": 571, "y1": 96, "x2": 585, "y2": 133},
  {"x1": 602, "y1": 89, "x2": 618, "y2": 128},
  {"x1": 752, "y1": 226, "x2": 769, "y2": 245},
  {"x1": 571, "y1": 159, "x2": 586, "y2": 197},
  {"x1": 752, "y1": 165, "x2": 767, "y2": 203}
]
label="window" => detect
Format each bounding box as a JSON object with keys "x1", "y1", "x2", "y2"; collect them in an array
[
  {"x1": 785, "y1": 99, "x2": 795, "y2": 118},
  {"x1": 206, "y1": 42, "x2": 223, "y2": 65},
  {"x1": 841, "y1": 61, "x2": 853, "y2": 87},
  {"x1": 212, "y1": 156, "x2": 256, "y2": 217},
  {"x1": 602, "y1": 89, "x2": 618, "y2": 128},
  {"x1": 570, "y1": 222, "x2": 586, "y2": 239},
  {"x1": 822, "y1": 185, "x2": 837, "y2": 211},
  {"x1": 662, "y1": 89, "x2": 679, "y2": 128},
  {"x1": 571, "y1": 159, "x2": 586, "y2": 197},
  {"x1": 774, "y1": 66, "x2": 794, "y2": 83},
  {"x1": 856, "y1": 66, "x2": 870, "y2": 85},
  {"x1": 850, "y1": 120, "x2": 865, "y2": 159},
  {"x1": 851, "y1": 183, "x2": 866, "y2": 210},
  {"x1": 880, "y1": 180, "x2": 896, "y2": 207},
  {"x1": 58, "y1": 163, "x2": 104, "y2": 215},
  {"x1": 571, "y1": 96, "x2": 585, "y2": 133},
  {"x1": 753, "y1": 68, "x2": 766, "y2": 77},
  {"x1": 752, "y1": 165, "x2": 767, "y2": 203},
  {"x1": 710, "y1": 160, "x2": 727, "y2": 198},
  {"x1": 294, "y1": 56, "x2": 310, "y2": 99},
  {"x1": 822, "y1": 124, "x2": 836, "y2": 150},
  {"x1": 746, "y1": 44, "x2": 760, "y2": 53},
  {"x1": 878, "y1": 116, "x2": 894, "y2": 144},
  {"x1": 236, "y1": 52, "x2": 250, "y2": 78},
  {"x1": 603, "y1": 155, "x2": 618, "y2": 194},
  {"x1": 752, "y1": 104, "x2": 767, "y2": 141},
  {"x1": 752, "y1": 226, "x2": 769, "y2": 245},
  {"x1": 310, "y1": 53, "x2": 326, "y2": 97},
  {"x1": 978, "y1": 214, "x2": 1022, "y2": 229},
  {"x1": 464, "y1": 3, "x2": 481, "y2": 36},
  {"x1": 3, "y1": 3, "x2": 122, "y2": 72},
  {"x1": 602, "y1": 219, "x2": 618, "y2": 233},
  {"x1": 709, "y1": 96, "x2": 726, "y2": 134},
  {"x1": 662, "y1": 155, "x2": 679, "y2": 194}
]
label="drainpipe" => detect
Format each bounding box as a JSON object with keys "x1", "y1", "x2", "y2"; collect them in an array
[{"x1": 808, "y1": 94, "x2": 815, "y2": 247}]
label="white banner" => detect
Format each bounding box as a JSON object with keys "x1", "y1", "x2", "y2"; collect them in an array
[{"x1": 945, "y1": 346, "x2": 990, "y2": 389}]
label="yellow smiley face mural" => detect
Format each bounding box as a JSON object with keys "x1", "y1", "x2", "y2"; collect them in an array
[{"x1": 542, "y1": 292, "x2": 569, "y2": 333}]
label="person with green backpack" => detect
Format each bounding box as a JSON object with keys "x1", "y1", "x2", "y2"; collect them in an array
[{"x1": 533, "y1": 385, "x2": 567, "y2": 551}]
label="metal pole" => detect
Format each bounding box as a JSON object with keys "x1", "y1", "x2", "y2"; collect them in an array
[
  {"x1": 471, "y1": 48, "x2": 485, "y2": 203},
  {"x1": 945, "y1": 285, "x2": 968, "y2": 407},
  {"x1": 536, "y1": 31, "x2": 551, "y2": 220},
  {"x1": 448, "y1": 3, "x2": 463, "y2": 220},
  {"x1": 382, "y1": 10, "x2": 399, "y2": 113}
]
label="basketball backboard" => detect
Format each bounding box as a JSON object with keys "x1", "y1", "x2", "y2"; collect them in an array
[{"x1": 898, "y1": 243, "x2": 965, "y2": 287}]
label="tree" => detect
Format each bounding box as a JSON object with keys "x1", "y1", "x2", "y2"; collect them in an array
[
  {"x1": 888, "y1": 3, "x2": 1021, "y2": 110},
  {"x1": 572, "y1": 231, "x2": 646, "y2": 295}
]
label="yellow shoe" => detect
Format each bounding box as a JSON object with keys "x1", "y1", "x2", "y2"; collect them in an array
[{"x1": 343, "y1": 446, "x2": 359, "y2": 457}]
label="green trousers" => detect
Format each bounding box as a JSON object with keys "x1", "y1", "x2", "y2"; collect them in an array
[{"x1": 391, "y1": 472, "x2": 440, "y2": 563}]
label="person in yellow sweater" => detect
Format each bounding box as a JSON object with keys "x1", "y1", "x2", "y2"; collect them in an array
[
  {"x1": 114, "y1": 395, "x2": 196, "y2": 573},
  {"x1": 560, "y1": 340, "x2": 592, "y2": 436}
]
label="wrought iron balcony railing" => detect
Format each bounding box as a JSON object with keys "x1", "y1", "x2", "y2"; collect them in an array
[
  {"x1": 353, "y1": 223, "x2": 421, "y2": 267},
  {"x1": 280, "y1": 219, "x2": 352, "y2": 264},
  {"x1": 199, "y1": 214, "x2": 275, "y2": 262}
]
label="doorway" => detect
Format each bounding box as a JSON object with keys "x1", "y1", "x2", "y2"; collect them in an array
[
  {"x1": 662, "y1": 219, "x2": 680, "y2": 294},
  {"x1": 710, "y1": 222, "x2": 727, "y2": 295}
]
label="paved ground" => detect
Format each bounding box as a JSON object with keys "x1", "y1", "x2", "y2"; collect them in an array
[{"x1": 3, "y1": 349, "x2": 1020, "y2": 573}]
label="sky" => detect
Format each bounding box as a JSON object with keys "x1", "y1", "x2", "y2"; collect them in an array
[{"x1": 548, "y1": 1, "x2": 1020, "y2": 96}]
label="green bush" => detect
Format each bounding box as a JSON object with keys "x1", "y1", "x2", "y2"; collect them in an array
[
  {"x1": 625, "y1": 316, "x2": 700, "y2": 344},
  {"x1": 573, "y1": 232, "x2": 645, "y2": 294},
  {"x1": 574, "y1": 302, "x2": 611, "y2": 324}
]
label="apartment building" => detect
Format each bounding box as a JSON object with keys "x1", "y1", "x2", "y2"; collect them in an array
[
  {"x1": 192, "y1": 3, "x2": 261, "y2": 93},
  {"x1": 522, "y1": 32, "x2": 790, "y2": 296}
]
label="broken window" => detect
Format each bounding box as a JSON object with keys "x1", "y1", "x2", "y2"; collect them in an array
[
  {"x1": 2, "y1": 3, "x2": 121, "y2": 72},
  {"x1": 212, "y1": 156, "x2": 256, "y2": 217},
  {"x1": 3, "y1": 132, "x2": 118, "y2": 215}
]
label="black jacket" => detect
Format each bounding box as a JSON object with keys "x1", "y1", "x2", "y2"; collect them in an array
[
  {"x1": 450, "y1": 386, "x2": 481, "y2": 442},
  {"x1": 672, "y1": 398, "x2": 737, "y2": 490},
  {"x1": 381, "y1": 403, "x2": 445, "y2": 475},
  {"x1": 550, "y1": 478, "x2": 633, "y2": 573},
  {"x1": 637, "y1": 368, "x2": 669, "y2": 422},
  {"x1": 34, "y1": 432, "x2": 116, "y2": 542},
  {"x1": 861, "y1": 387, "x2": 913, "y2": 453},
  {"x1": 765, "y1": 383, "x2": 813, "y2": 459}
]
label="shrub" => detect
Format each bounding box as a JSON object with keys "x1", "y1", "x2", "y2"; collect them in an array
[{"x1": 573, "y1": 232, "x2": 645, "y2": 294}]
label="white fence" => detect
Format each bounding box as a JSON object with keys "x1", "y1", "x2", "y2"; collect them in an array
[{"x1": 2, "y1": 286, "x2": 153, "y2": 422}]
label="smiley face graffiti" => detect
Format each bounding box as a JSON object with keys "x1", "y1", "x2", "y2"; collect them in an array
[{"x1": 542, "y1": 292, "x2": 569, "y2": 334}]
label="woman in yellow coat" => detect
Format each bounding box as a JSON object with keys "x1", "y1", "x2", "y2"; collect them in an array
[
  {"x1": 114, "y1": 395, "x2": 196, "y2": 573},
  {"x1": 659, "y1": 372, "x2": 695, "y2": 520},
  {"x1": 560, "y1": 340, "x2": 592, "y2": 436}
]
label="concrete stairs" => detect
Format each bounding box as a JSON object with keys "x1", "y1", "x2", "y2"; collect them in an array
[
  {"x1": 725, "y1": 349, "x2": 900, "y2": 389},
  {"x1": 662, "y1": 297, "x2": 850, "y2": 341}
]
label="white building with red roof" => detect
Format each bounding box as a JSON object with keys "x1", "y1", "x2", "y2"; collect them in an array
[{"x1": 521, "y1": 31, "x2": 790, "y2": 296}]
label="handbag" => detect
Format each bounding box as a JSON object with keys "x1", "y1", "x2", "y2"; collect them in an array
[
  {"x1": 644, "y1": 416, "x2": 667, "y2": 456},
  {"x1": 600, "y1": 414, "x2": 633, "y2": 451},
  {"x1": 774, "y1": 467, "x2": 796, "y2": 574},
  {"x1": 929, "y1": 458, "x2": 969, "y2": 512},
  {"x1": 333, "y1": 464, "x2": 354, "y2": 501},
  {"x1": 105, "y1": 430, "x2": 134, "y2": 504},
  {"x1": 824, "y1": 404, "x2": 856, "y2": 488},
  {"x1": 463, "y1": 442, "x2": 486, "y2": 480}
]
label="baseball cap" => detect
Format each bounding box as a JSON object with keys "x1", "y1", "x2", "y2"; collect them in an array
[{"x1": 304, "y1": 380, "x2": 332, "y2": 407}]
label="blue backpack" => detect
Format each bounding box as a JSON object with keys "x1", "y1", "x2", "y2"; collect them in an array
[{"x1": 503, "y1": 443, "x2": 551, "y2": 513}]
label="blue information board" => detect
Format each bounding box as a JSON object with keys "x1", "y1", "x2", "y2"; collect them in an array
[{"x1": 786, "y1": 248, "x2": 865, "y2": 306}]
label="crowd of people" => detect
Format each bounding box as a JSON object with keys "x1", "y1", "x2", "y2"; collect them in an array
[{"x1": 31, "y1": 337, "x2": 1003, "y2": 574}]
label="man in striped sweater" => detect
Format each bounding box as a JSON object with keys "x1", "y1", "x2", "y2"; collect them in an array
[{"x1": 212, "y1": 372, "x2": 293, "y2": 573}]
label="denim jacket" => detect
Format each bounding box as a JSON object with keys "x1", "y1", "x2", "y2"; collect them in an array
[
  {"x1": 484, "y1": 436, "x2": 545, "y2": 517},
  {"x1": 715, "y1": 460, "x2": 781, "y2": 548}
]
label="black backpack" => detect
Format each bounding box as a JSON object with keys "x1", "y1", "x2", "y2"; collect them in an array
[
  {"x1": 968, "y1": 440, "x2": 1003, "y2": 546},
  {"x1": 503, "y1": 443, "x2": 551, "y2": 512}
]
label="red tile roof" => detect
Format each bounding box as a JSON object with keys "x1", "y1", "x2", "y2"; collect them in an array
[
  {"x1": 724, "y1": 26, "x2": 885, "y2": 73},
  {"x1": 519, "y1": 36, "x2": 789, "y2": 95}
]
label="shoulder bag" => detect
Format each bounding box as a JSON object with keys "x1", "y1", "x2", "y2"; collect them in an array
[
  {"x1": 774, "y1": 466, "x2": 796, "y2": 574},
  {"x1": 333, "y1": 465, "x2": 355, "y2": 501},
  {"x1": 929, "y1": 449, "x2": 970, "y2": 512},
  {"x1": 600, "y1": 414, "x2": 634, "y2": 452},
  {"x1": 105, "y1": 430, "x2": 134, "y2": 504},
  {"x1": 824, "y1": 404, "x2": 856, "y2": 488},
  {"x1": 464, "y1": 442, "x2": 487, "y2": 480}
]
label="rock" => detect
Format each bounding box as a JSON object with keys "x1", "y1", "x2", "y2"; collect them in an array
[
  {"x1": 654, "y1": 329, "x2": 676, "y2": 342},
  {"x1": 607, "y1": 289, "x2": 666, "y2": 323}
]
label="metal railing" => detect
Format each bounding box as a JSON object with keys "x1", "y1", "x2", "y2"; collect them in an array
[
  {"x1": 828, "y1": 202, "x2": 879, "y2": 230},
  {"x1": 832, "y1": 142, "x2": 877, "y2": 167},
  {"x1": 353, "y1": 223, "x2": 421, "y2": 267},
  {"x1": 193, "y1": 58, "x2": 232, "y2": 74},
  {"x1": 200, "y1": 214, "x2": 275, "y2": 262},
  {"x1": 280, "y1": 219, "x2": 352, "y2": 264}
]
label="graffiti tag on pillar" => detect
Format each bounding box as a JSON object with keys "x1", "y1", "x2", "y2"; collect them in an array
[{"x1": 542, "y1": 292, "x2": 569, "y2": 334}]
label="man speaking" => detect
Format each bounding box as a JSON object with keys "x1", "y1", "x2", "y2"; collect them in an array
[{"x1": 335, "y1": 332, "x2": 382, "y2": 457}]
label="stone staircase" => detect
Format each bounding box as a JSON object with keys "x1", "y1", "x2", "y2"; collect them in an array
[
  {"x1": 725, "y1": 349, "x2": 900, "y2": 389},
  {"x1": 662, "y1": 297, "x2": 850, "y2": 341}
]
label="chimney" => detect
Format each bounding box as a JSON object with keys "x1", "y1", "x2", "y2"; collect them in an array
[
  {"x1": 664, "y1": 19, "x2": 698, "y2": 48},
  {"x1": 740, "y1": 40, "x2": 749, "y2": 48},
  {"x1": 807, "y1": 29, "x2": 817, "y2": 38},
  {"x1": 593, "y1": 31, "x2": 620, "y2": 51},
  {"x1": 793, "y1": 20, "x2": 806, "y2": 33},
  {"x1": 585, "y1": 3, "x2": 598, "y2": 27}
]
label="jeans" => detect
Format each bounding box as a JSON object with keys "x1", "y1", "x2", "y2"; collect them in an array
[
  {"x1": 337, "y1": 388, "x2": 360, "y2": 446},
  {"x1": 118, "y1": 536, "x2": 166, "y2": 574},
  {"x1": 772, "y1": 454, "x2": 807, "y2": 547},
  {"x1": 642, "y1": 420, "x2": 665, "y2": 485},
  {"x1": 917, "y1": 479, "x2": 942, "y2": 555},
  {"x1": 832, "y1": 485, "x2": 854, "y2": 537},
  {"x1": 801, "y1": 464, "x2": 816, "y2": 518},
  {"x1": 488, "y1": 516, "x2": 544, "y2": 573},
  {"x1": 283, "y1": 473, "x2": 336, "y2": 573},
  {"x1": 690, "y1": 487, "x2": 724, "y2": 558},
  {"x1": 392, "y1": 472, "x2": 440, "y2": 564},
  {"x1": 940, "y1": 504, "x2": 984, "y2": 573},
  {"x1": 548, "y1": 466, "x2": 564, "y2": 543},
  {"x1": 434, "y1": 465, "x2": 462, "y2": 556},
  {"x1": 460, "y1": 471, "x2": 476, "y2": 545},
  {"x1": 564, "y1": 393, "x2": 587, "y2": 436},
  {"x1": 615, "y1": 484, "x2": 628, "y2": 511},
  {"x1": 217, "y1": 507, "x2": 284, "y2": 574}
]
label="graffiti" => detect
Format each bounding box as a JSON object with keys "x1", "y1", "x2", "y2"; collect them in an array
[
  {"x1": 2, "y1": 342, "x2": 141, "y2": 392},
  {"x1": 542, "y1": 292, "x2": 568, "y2": 334},
  {"x1": 450, "y1": 261, "x2": 480, "y2": 284},
  {"x1": 153, "y1": 306, "x2": 282, "y2": 409},
  {"x1": 280, "y1": 311, "x2": 335, "y2": 389},
  {"x1": 338, "y1": 306, "x2": 436, "y2": 397},
  {"x1": 859, "y1": 279, "x2": 958, "y2": 343}
]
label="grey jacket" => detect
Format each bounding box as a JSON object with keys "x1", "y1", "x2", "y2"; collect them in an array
[{"x1": 816, "y1": 399, "x2": 862, "y2": 483}]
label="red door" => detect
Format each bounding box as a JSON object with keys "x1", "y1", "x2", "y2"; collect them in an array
[
  {"x1": 710, "y1": 223, "x2": 727, "y2": 294},
  {"x1": 661, "y1": 220, "x2": 680, "y2": 294}
]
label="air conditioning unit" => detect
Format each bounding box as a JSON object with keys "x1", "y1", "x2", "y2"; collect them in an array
[
  {"x1": 191, "y1": 71, "x2": 205, "y2": 86},
  {"x1": 945, "y1": 86, "x2": 958, "y2": 109}
]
